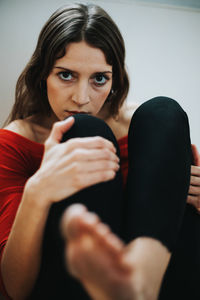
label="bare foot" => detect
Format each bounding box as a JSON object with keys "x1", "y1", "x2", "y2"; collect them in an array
[{"x1": 60, "y1": 204, "x2": 135, "y2": 300}]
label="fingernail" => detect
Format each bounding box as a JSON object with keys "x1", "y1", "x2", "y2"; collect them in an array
[{"x1": 63, "y1": 116, "x2": 74, "y2": 122}]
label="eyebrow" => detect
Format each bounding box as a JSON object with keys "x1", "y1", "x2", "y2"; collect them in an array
[{"x1": 54, "y1": 66, "x2": 113, "y2": 74}]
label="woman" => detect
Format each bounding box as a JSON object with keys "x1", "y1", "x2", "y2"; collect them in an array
[{"x1": 0, "y1": 3, "x2": 200, "y2": 300}]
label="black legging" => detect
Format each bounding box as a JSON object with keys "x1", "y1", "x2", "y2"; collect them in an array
[{"x1": 30, "y1": 97, "x2": 199, "y2": 300}]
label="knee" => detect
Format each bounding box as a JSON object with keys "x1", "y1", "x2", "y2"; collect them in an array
[
  {"x1": 62, "y1": 114, "x2": 112, "y2": 140},
  {"x1": 61, "y1": 114, "x2": 119, "y2": 151},
  {"x1": 130, "y1": 96, "x2": 189, "y2": 134}
]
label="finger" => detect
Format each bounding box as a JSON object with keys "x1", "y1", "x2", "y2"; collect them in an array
[
  {"x1": 188, "y1": 185, "x2": 200, "y2": 195},
  {"x1": 190, "y1": 175, "x2": 200, "y2": 186},
  {"x1": 65, "y1": 148, "x2": 120, "y2": 163},
  {"x1": 47, "y1": 117, "x2": 75, "y2": 146},
  {"x1": 65, "y1": 136, "x2": 117, "y2": 153},
  {"x1": 187, "y1": 195, "x2": 200, "y2": 210},
  {"x1": 191, "y1": 165, "x2": 200, "y2": 177},
  {"x1": 70, "y1": 160, "x2": 120, "y2": 173},
  {"x1": 77, "y1": 170, "x2": 116, "y2": 188},
  {"x1": 191, "y1": 144, "x2": 200, "y2": 166}
]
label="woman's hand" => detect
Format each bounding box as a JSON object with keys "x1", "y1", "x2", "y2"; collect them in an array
[
  {"x1": 29, "y1": 117, "x2": 120, "y2": 205},
  {"x1": 187, "y1": 144, "x2": 200, "y2": 212}
]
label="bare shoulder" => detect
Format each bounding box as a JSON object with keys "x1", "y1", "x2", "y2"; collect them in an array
[
  {"x1": 4, "y1": 119, "x2": 34, "y2": 139},
  {"x1": 4, "y1": 117, "x2": 50, "y2": 143},
  {"x1": 119, "y1": 101, "x2": 139, "y2": 123},
  {"x1": 106, "y1": 101, "x2": 140, "y2": 140}
]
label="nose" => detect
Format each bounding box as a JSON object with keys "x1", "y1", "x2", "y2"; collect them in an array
[{"x1": 72, "y1": 81, "x2": 90, "y2": 106}]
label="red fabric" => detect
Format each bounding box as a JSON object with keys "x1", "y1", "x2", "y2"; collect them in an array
[
  {"x1": 0, "y1": 129, "x2": 44, "y2": 298},
  {"x1": 0, "y1": 129, "x2": 128, "y2": 298},
  {"x1": 118, "y1": 135, "x2": 128, "y2": 187}
]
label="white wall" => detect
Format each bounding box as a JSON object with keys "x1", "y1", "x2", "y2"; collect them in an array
[{"x1": 0, "y1": 0, "x2": 199, "y2": 148}]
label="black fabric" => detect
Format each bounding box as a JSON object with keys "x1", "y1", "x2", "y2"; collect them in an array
[
  {"x1": 30, "y1": 114, "x2": 124, "y2": 300},
  {"x1": 30, "y1": 98, "x2": 199, "y2": 300},
  {"x1": 159, "y1": 204, "x2": 200, "y2": 300},
  {"x1": 124, "y1": 97, "x2": 192, "y2": 251}
]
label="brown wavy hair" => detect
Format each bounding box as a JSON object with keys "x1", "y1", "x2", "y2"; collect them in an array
[{"x1": 5, "y1": 3, "x2": 129, "y2": 124}]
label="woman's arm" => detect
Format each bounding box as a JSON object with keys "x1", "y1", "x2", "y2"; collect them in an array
[
  {"x1": 1, "y1": 117, "x2": 119, "y2": 299},
  {"x1": 1, "y1": 188, "x2": 51, "y2": 300}
]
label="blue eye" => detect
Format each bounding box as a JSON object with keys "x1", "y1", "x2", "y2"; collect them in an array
[
  {"x1": 94, "y1": 74, "x2": 108, "y2": 86},
  {"x1": 58, "y1": 72, "x2": 73, "y2": 81}
]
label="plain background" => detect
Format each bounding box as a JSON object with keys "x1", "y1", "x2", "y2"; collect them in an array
[
  {"x1": 0, "y1": 0, "x2": 200, "y2": 148},
  {"x1": 0, "y1": 1, "x2": 199, "y2": 298}
]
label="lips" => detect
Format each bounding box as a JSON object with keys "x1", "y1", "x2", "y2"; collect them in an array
[{"x1": 66, "y1": 110, "x2": 89, "y2": 115}]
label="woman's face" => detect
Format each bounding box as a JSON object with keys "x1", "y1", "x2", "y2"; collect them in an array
[{"x1": 46, "y1": 41, "x2": 113, "y2": 121}]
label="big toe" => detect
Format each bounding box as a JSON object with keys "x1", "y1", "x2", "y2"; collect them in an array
[{"x1": 61, "y1": 203, "x2": 87, "y2": 239}]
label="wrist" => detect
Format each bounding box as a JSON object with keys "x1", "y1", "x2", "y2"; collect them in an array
[{"x1": 24, "y1": 174, "x2": 52, "y2": 211}]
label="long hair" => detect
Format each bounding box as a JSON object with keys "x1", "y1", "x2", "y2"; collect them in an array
[{"x1": 5, "y1": 3, "x2": 129, "y2": 124}]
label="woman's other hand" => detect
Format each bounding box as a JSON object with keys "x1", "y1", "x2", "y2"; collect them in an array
[
  {"x1": 28, "y1": 117, "x2": 120, "y2": 205},
  {"x1": 187, "y1": 144, "x2": 200, "y2": 212}
]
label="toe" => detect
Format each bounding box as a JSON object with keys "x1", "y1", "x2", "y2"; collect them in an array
[{"x1": 60, "y1": 203, "x2": 87, "y2": 239}]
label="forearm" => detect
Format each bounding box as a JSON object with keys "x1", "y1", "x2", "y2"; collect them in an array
[
  {"x1": 124, "y1": 237, "x2": 171, "y2": 300},
  {"x1": 1, "y1": 179, "x2": 51, "y2": 300}
]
